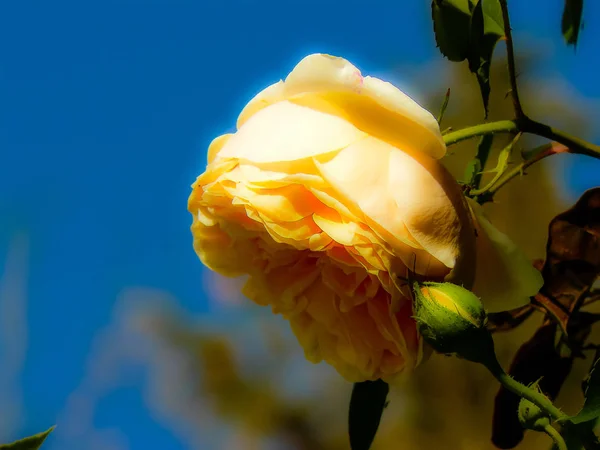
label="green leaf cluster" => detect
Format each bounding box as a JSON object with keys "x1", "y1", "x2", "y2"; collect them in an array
[
  {"x1": 432, "y1": 0, "x2": 586, "y2": 115},
  {"x1": 432, "y1": 0, "x2": 505, "y2": 115}
]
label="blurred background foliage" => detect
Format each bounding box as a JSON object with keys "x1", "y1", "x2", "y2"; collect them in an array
[{"x1": 133, "y1": 54, "x2": 599, "y2": 450}]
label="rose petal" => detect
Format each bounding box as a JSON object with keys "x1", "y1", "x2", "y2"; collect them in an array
[
  {"x1": 207, "y1": 134, "x2": 233, "y2": 164},
  {"x1": 315, "y1": 137, "x2": 411, "y2": 244},
  {"x1": 316, "y1": 136, "x2": 462, "y2": 276},
  {"x1": 234, "y1": 54, "x2": 445, "y2": 160},
  {"x1": 237, "y1": 81, "x2": 286, "y2": 129},
  {"x1": 218, "y1": 101, "x2": 366, "y2": 163},
  {"x1": 389, "y1": 147, "x2": 475, "y2": 280},
  {"x1": 284, "y1": 54, "x2": 445, "y2": 159}
]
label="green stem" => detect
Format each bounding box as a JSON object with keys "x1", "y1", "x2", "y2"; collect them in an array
[
  {"x1": 544, "y1": 424, "x2": 568, "y2": 450},
  {"x1": 524, "y1": 118, "x2": 600, "y2": 159},
  {"x1": 483, "y1": 357, "x2": 567, "y2": 422},
  {"x1": 443, "y1": 118, "x2": 600, "y2": 160},
  {"x1": 472, "y1": 141, "x2": 570, "y2": 202},
  {"x1": 443, "y1": 120, "x2": 518, "y2": 147}
]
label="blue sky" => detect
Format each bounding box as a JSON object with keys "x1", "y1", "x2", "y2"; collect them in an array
[{"x1": 1, "y1": 1, "x2": 599, "y2": 449}]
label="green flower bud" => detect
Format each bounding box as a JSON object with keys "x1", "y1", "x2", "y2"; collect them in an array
[
  {"x1": 412, "y1": 281, "x2": 494, "y2": 364},
  {"x1": 518, "y1": 381, "x2": 551, "y2": 431}
]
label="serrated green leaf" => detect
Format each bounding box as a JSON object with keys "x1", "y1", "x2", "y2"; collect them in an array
[
  {"x1": 481, "y1": 0, "x2": 504, "y2": 36},
  {"x1": 572, "y1": 351, "x2": 600, "y2": 424},
  {"x1": 467, "y1": 0, "x2": 505, "y2": 117},
  {"x1": 0, "y1": 427, "x2": 55, "y2": 450},
  {"x1": 348, "y1": 380, "x2": 389, "y2": 450},
  {"x1": 562, "y1": 0, "x2": 584, "y2": 47},
  {"x1": 431, "y1": 0, "x2": 474, "y2": 62}
]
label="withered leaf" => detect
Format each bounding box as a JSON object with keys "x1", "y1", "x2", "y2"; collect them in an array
[{"x1": 534, "y1": 188, "x2": 600, "y2": 333}]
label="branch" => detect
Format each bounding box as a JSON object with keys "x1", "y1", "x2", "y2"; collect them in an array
[
  {"x1": 474, "y1": 142, "x2": 571, "y2": 202},
  {"x1": 499, "y1": 0, "x2": 525, "y2": 119},
  {"x1": 443, "y1": 120, "x2": 518, "y2": 146},
  {"x1": 443, "y1": 119, "x2": 600, "y2": 159}
]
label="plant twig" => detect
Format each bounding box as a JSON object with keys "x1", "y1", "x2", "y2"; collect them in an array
[
  {"x1": 443, "y1": 119, "x2": 600, "y2": 159},
  {"x1": 475, "y1": 142, "x2": 570, "y2": 202},
  {"x1": 484, "y1": 356, "x2": 568, "y2": 422},
  {"x1": 523, "y1": 117, "x2": 600, "y2": 159},
  {"x1": 499, "y1": 0, "x2": 525, "y2": 120},
  {"x1": 583, "y1": 293, "x2": 600, "y2": 307},
  {"x1": 444, "y1": 120, "x2": 519, "y2": 146}
]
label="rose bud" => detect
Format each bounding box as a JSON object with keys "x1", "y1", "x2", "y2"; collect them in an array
[{"x1": 412, "y1": 281, "x2": 494, "y2": 363}]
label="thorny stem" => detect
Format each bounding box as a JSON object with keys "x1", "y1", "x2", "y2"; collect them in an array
[
  {"x1": 443, "y1": 120, "x2": 518, "y2": 146},
  {"x1": 441, "y1": 0, "x2": 600, "y2": 197},
  {"x1": 483, "y1": 356, "x2": 568, "y2": 422},
  {"x1": 499, "y1": 0, "x2": 525, "y2": 120},
  {"x1": 443, "y1": 118, "x2": 600, "y2": 159}
]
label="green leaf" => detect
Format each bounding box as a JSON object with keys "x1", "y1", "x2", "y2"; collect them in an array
[
  {"x1": 0, "y1": 427, "x2": 55, "y2": 450},
  {"x1": 480, "y1": 135, "x2": 513, "y2": 176},
  {"x1": 467, "y1": 0, "x2": 506, "y2": 117},
  {"x1": 348, "y1": 380, "x2": 389, "y2": 450},
  {"x1": 561, "y1": 420, "x2": 599, "y2": 450},
  {"x1": 480, "y1": 0, "x2": 504, "y2": 36},
  {"x1": 463, "y1": 134, "x2": 493, "y2": 188},
  {"x1": 431, "y1": 0, "x2": 475, "y2": 62},
  {"x1": 572, "y1": 350, "x2": 600, "y2": 424},
  {"x1": 463, "y1": 158, "x2": 482, "y2": 186},
  {"x1": 562, "y1": 0, "x2": 584, "y2": 47}
]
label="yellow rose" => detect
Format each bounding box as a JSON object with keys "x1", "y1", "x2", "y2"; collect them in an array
[{"x1": 188, "y1": 53, "x2": 542, "y2": 383}]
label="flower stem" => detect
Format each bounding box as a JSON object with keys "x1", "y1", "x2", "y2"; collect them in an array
[
  {"x1": 483, "y1": 356, "x2": 567, "y2": 422},
  {"x1": 544, "y1": 424, "x2": 568, "y2": 450},
  {"x1": 524, "y1": 118, "x2": 600, "y2": 159},
  {"x1": 443, "y1": 120, "x2": 518, "y2": 147},
  {"x1": 443, "y1": 118, "x2": 600, "y2": 160}
]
